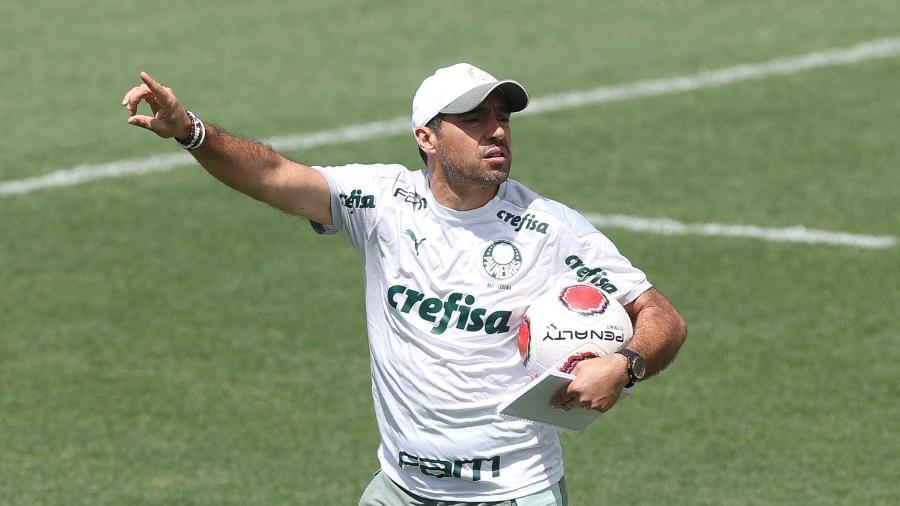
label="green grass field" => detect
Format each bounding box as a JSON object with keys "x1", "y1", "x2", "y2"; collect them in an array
[{"x1": 2, "y1": 1, "x2": 898, "y2": 504}]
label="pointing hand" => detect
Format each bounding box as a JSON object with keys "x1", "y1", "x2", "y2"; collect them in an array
[{"x1": 121, "y1": 72, "x2": 191, "y2": 140}]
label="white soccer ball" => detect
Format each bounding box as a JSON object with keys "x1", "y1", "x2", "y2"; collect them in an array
[{"x1": 518, "y1": 283, "x2": 634, "y2": 377}]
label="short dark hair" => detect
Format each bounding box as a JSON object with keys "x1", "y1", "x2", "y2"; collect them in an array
[{"x1": 417, "y1": 114, "x2": 443, "y2": 164}]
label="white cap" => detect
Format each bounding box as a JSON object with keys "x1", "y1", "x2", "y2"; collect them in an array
[{"x1": 411, "y1": 63, "x2": 529, "y2": 132}]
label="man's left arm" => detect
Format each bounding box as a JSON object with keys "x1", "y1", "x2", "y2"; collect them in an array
[
  {"x1": 622, "y1": 287, "x2": 688, "y2": 379},
  {"x1": 551, "y1": 287, "x2": 687, "y2": 412}
]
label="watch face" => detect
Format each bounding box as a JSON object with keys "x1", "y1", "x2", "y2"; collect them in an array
[{"x1": 632, "y1": 356, "x2": 646, "y2": 380}]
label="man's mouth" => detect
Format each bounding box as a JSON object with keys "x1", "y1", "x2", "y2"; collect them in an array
[{"x1": 483, "y1": 146, "x2": 509, "y2": 164}]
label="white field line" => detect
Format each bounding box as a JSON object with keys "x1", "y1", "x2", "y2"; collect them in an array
[
  {"x1": 1, "y1": 38, "x2": 898, "y2": 250},
  {"x1": 3, "y1": 36, "x2": 900, "y2": 198},
  {"x1": 586, "y1": 213, "x2": 896, "y2": 249},
  {"x1": 522, "y1": 36, "x2": 900, "y2": 114}
]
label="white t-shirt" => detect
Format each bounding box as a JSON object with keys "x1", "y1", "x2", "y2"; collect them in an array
[{"x1": 313, "y1": 163, "x2": 651, "y2": 502}]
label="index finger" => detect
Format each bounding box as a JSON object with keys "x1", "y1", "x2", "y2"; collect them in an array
[
  {"x1": 140, "y1": 71, "x2": 175, "y2": 106},
  {"x1": 121, "y1": 84, "x2": 157, "y2": 116}
]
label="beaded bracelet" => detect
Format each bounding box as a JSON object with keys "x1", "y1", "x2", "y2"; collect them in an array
[{"x1": 176, "y1": 111, "x2": 206, "y2": 150}]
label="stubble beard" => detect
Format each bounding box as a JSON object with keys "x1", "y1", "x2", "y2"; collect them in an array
[{"x1": 436, "y1": 144, "x2": 511, "y2": 188}]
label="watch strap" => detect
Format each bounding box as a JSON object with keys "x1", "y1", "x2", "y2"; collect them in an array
[{"x1": 615, "y1": 348, "x2": 642, "y2": 388}]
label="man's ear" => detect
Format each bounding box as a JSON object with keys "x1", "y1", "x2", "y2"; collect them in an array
[{"x1": 415, "y1": 126, "x2": 438, "y2": 158}]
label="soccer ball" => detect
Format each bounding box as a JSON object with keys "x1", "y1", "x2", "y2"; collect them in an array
[{"x1": 518, "y1": 283, "x2": 633, "y2": 377}]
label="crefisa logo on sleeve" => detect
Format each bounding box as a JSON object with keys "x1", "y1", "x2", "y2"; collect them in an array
[
  {"x1": 339, "y1": 189, "x2": 375, "y2": 214},
  {"x1": 564, "y1": 255, "x2": 618, "y2": 294}
]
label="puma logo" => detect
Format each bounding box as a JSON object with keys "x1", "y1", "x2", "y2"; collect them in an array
[{"x1": 404, "y1": 229, "x2": 426, "y2": 255}]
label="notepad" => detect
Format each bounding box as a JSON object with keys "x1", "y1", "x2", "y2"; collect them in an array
[{"x1": 497, "y1": 369, "x2": 601, "y2": 433}]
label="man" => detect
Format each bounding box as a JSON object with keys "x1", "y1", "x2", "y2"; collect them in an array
[{"x1": 122, "y1": 63, "x2": 687, "y2": 505}]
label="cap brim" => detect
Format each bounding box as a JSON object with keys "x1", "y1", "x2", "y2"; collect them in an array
[{"x1": 440, "y1": 80, "x2": 529, "y2": 115}]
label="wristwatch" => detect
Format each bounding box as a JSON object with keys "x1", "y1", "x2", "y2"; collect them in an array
[{"x1": 615, "y1": 348, "x2": 646, "y2": 388}]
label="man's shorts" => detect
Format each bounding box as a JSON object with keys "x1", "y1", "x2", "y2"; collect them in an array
[{"x1": 358, "y1": 471, "x2": 568, "y2": 506}]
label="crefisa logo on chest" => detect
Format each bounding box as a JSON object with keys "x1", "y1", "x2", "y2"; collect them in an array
[{"x1": 496, "y1": 210, "x2": 549, "y2": 234}]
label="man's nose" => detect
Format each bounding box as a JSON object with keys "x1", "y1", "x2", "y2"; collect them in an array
[{"x1": 486, "y1": 117, "x2": 506, "y2": 142}]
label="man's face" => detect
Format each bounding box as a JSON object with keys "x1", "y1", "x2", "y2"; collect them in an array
[{"x1": 433, "y1": 90, "x2": 512, "y2": 187}]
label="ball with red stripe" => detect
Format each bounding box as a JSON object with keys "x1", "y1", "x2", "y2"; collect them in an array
[{"x1": 518, "y1": 283, "x2": 633, "y2": 377}]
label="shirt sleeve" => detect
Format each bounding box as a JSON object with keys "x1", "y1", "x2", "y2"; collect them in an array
[
  {"x1": 310, "y1": 163, "x2": 398, "y2": 251},
  {"x1": 552, "y1": 209, "x2": 652, "y2": 306}
]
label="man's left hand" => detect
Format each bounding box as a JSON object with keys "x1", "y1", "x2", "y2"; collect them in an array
[{"x1": 549, "y1": 353, "x2": 629, "y2": 412}]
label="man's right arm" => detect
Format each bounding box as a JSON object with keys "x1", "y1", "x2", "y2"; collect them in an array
[{"x1": 122, "y1": 72, "x2": 332, "y2": 225}]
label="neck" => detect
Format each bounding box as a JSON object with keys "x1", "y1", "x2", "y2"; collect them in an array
[{"x1": 427, "y1": 168, "x2": 499, "y2": 211}]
